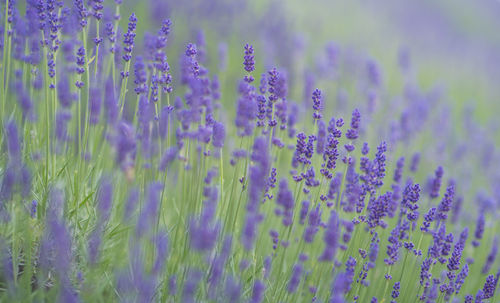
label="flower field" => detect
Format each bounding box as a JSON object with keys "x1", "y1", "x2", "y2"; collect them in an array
[{"x1": 1, "y1": 0, "x2": 499, "y2": 302}]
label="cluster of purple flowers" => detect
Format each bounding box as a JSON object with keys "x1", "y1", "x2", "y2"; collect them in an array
[{"x1": 0, "y1": 1, "x2": 499, "y2": 303}]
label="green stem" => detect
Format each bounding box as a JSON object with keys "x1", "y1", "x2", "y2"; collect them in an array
[
  {"x1": 0, "y1": 0, "x2": 9, "y2": 126},
  {"x1": 94, "y1": 21, "x2": 100, "y2": 78}
]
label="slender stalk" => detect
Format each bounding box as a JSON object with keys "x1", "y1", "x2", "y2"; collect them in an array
[
  {"x1": 1, "y1": 0, "x2": 11, "y2": 122},
  {"x1": 94, "y1": 21, "x2": 100, "y2": 78}
]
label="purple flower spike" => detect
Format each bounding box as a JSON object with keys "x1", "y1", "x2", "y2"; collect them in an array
[
  {"x1": 410, "y1": 152, "x2": 420, "y2": 172},
  {"x1": 250, "y1": 280, "x2": 265, "y2": 303},
  {"x1": 312, "y1": 88, "x2": 322, "y2": 121},
  {"x1": 135, "y1": 183, "x2": 162, "y2": 237},
  {"x1": 318, "y1": 210, "x2": 339, "y2": 262},
  {"x1": 244, "y1": 43, "x2": 255, "y2": 73},
  {"x1": 212, "y1": 121, "x2": 226, "y2": 148},
  {"x1": 182, "y1": 270, "x2": 202, "y2": 303},
  {"x1": 299, "y1": 201, "x2": 310, "y2": 225},
  {"x1": 5, "y1": 120, "x2": 21, "y2": 161},
  {"x1": 30, "y1": 200, "x2": 38, "y2": 218},
  {"x1": 186, "y1": 43, "x2": 197, "y2": 57},
  {"x1": 316, "y1": 119, "x2": 326, "y2": 154},
  {"x1": 225, "y1": 276, "x2": 241, "y2": 302},
  {"x1": 430, "y1": 166, "x2": 444, "y2": 199},
  {"x1": 473, "y1": 211, "x2": 485, "y2": 247},
  {"x1": 482, "y1": 275, "x2": 498, "y2": 299},
  {"x1": 242, "y1": 136, "x2": 270, "y2": 250},
  {"x1": 275, "y1": 179, "x2": 294, "y2": 226},
  {"x1": 437, "y1": 185, "x2": 454, "y2": 221},
  {"x1": 304, "y1": 204, "x2": 322, "y2": 243},
  {"x1": 122, "y1": 13, "x2": 138, "y2": 62},
  {"x1": 421, "y1": 207, "x2": 436, "y2": 233},
  {"x1": 392, "y1": 282, "x2": 400, "y2": 299},
  {"x1": 287, "y1": 263, "x2": 303, "y2": 293},
  {"x1": 393, "y1": 157, "x2": 405, "y2": 183},
  {"x1": 350, "y1": 109, "x2": 361, "y2": 129},
  {"x1": 482, "y1": 237, "x2": 498, "y2": 274}
]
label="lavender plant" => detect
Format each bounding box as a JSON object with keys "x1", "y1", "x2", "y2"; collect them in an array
[{"x1": 0, "y1": 1, "x2": 499, "y2": 303}]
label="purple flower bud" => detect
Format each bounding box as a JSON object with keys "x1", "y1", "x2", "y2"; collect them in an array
[
  {"x1": 299, "y1": 200, "x2": 310, "y2": 225},
  {"x1": 430, "y1": 166, "x2": 444, "y2": 199},
  {"x1": 332, "y1": 256, "x2": 357, "y2": 296},
  {"x1": 185, "y1": 43, "x2": 197, "y2": 57},
  {"x1": 361, "y1": 142, "x2": 369, "y2": 155},
  {"x1": 208, "y1": 236, "x2": 232, "y2": 297},
  {"x1": 410, "y1": 152, "x2": 420, "y2": 172},
  {"x1": 40, "y1": 188, "x2": 75, "y2": 289},
  {"x1": 133, "y1": 56, "x2": 148, "y2": 94},
  {"x1": 455, "y1": 263, "x2": 469, "y2": 294},
  {"x1": 447, "y1": 230, "x2": 466, "y2": 272},
  {"x1": 287, "y1": 263, "x2": 303, "y2": 293},
  {"x1": 482, "y1": 275, "x2": 498, "y2": 299},
  {"x1": 268, "y1": 68, "x2": 287, "y2": 103},
  {"x1": 122, "y1": 13, "x2": 138, "y2": 62},
  {"x1": 482, "y1": 237, "x2": 498, "y2": 274},
  {"x1": 420, "y1": 258, "x2": 432, "y2": 286},
  {"x1": 212, "y1": 121, "x2": 226, "y2": 148},
  {"x1": 350, "y1": 109, "x2": 361, "y2": 129},
  {"x1": 241, "y1": 136, "x2": 270, "y2": 248},
  {"x1": 189, "y1": 185, "x2": 220, "y2": 252},
  {"x1": 58, "y1": 76, "x2": 76, "y2": 108},
  {"x1": 312, "y1": 88, "x2": 322, "y2": 121},
  {"x1": 473, "y1": 211, "x2": 485, "y2": 247},
  {"x1": 55, "y1": 111, "x2": 72, "y2": 142},
  {"x1": 182, "y1": 270, "x2": 201, "y2": 303},
  {"x1": 97, "y1": 177, "x2": 113, "y2": 222},
  {"x1": 115, "y1": 121, "x2": 136, "y2": 170},
  {"x1": 235, "y1": 81, "x2": 257, "y2": 136},
  {"x1": 243, "y1": 43, "x2": 255, "y2": 74},
  {"x1": 5, "y1": 120, "x2": 20, "y2": 161},
  {"x1": 475, "y1": 289, "x2": 484, "y2": 302},
  {"x1": 104, "y1": 76, "x2": 119, "y2": 124},
  {"x1": 437, "y1": 185, "x2": 454, "y2": 221},
  {"x1": 135, "y1": 183, "x2": 162, "y2": 237},
  {"x1": 225, "y1": 276, "x2": 241, "y2": 302},
  {"x1": 319, "y1": 211, "x2": 339, "y2": 262},
  {"x1": 451, "y1": 195, "x2": 463, "y2": 224},
  {"x1": 385, "y1": 226, "x2": 401, "y2": 265},
  {"x1": 345, "y1": 129, "x2": 358, "y2": 140},
  {"x1": 392, "y1": 282, "x2": 400, "y2": 299},
  {"x1": 250, "y1": 280, "x2": 265, "y2": 303},
  {"x1": 30, "y1": 200, "x2": 37, "y2": 218},
  {"x1": 304, "y1": 204, "x2": 322, "y2": 243},
  {"x1": 367, "y1": 59, "x2": 382, "y2": 87},
  {"x1": 421, "y1": 207, "x2": 436, "y2": 233},
  {"x1": 276, "y1": 179, "x2": 294, "y2": 226},
  {"x1": 393, "y1": 157, "x2": 405, "y2": 183},
  {"x1": 369, "y1": 233, "x2": 380, "y2": 263}
]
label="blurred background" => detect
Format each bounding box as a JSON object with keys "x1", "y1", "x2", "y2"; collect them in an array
[{"x1": 123, "y1": 0, "x2": 500, "y2": 120}]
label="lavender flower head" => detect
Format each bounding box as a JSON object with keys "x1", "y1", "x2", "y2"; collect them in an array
[
  {"x1": 312, "y1": 88, "x2": 322, "y2": 121},
  {"x1": 319, "y1": 210, "x2": 339, "y2": 262},
  {"x1": 275, "y1": 179, "x2": 294, "y2": 226},
  {"x1": 430, "y1": 166, "x2": 444, "y2": 199},
  {"x1": 244, "y1": 43, "x2": 255, "y2": 74},
  {"x1": 212, "y1": 121, "x2": 226, "y2": 148},
  {"x1": 122, "y1": 13, "x2": 138, "y2": 62}
]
